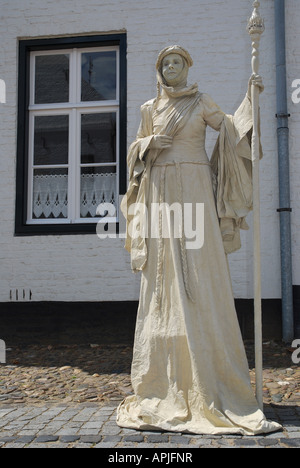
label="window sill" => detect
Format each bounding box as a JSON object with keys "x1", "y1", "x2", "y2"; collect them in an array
[{"x1": 15, "y1": 221, "x2": 119, "y2": 236}]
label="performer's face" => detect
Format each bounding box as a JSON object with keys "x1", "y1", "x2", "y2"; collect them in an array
[{"x1": 162, "y1": 53, "x2": 185, "y2": 86}]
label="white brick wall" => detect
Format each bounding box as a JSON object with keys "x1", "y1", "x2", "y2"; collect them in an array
[
  {"x1": 286, "y1": 0, "x2": 300, "y2": 290},
  {"x1": 0, "y1": 0, "x2": 299, "y2": 302}
]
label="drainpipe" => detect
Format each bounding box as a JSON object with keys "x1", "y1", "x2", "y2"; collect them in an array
[{"x1": 275, "y1": 0, "x2": 294, "y2": 343}]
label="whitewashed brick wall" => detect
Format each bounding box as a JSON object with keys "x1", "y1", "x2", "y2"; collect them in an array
[{"x1": 0, "y1": 0, "x2": 299, "y2": 302}]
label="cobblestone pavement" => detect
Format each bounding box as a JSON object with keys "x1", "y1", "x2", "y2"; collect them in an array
[
  {"x1": 0, "y1": 403, "x2": 299, "y2": 449},
  {"x1": 0, "y1": 340, "x2": 299, "y2": 449}
]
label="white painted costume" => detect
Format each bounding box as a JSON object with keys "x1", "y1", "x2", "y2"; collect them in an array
[{"x1": 117, "y1": 46, "x2": 281, "y2": 435}]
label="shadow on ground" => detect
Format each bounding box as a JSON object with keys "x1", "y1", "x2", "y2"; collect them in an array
[{"x1": 0, "y1": 303, "x2": 299, "y2": 408}]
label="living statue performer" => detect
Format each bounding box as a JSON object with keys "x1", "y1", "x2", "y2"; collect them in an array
[{"x1": 117, "y1": 45, "x2": 281, "y2": 435}]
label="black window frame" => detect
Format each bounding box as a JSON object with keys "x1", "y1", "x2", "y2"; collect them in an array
[{"x1": 15, "y1": 33, "x2": 127, "y2": 236}]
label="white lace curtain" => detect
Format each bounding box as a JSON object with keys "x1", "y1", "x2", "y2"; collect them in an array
[
  {"x1": 33, "y1": 172, "x2": 116, "y2": 219},
  {"x1": 81, "y1": 172, "x2": 116, "y2": 218}
]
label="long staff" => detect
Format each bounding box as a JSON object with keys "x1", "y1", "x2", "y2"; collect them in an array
[{"x1": 247, "y1": 1, "x2": 265, "y2": 411}]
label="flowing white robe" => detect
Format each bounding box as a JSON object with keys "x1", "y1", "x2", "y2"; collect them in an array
[{"x1": 117, "y1": 91, "x2": 281, "y2": 435}]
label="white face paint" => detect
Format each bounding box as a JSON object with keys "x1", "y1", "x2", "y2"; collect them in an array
[{"x1": 161, "y1": 53, "x2": 186, "y2": 87}]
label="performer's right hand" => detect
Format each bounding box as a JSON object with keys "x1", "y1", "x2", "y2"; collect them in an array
[{"x1": 150, "y1": 135, "x2": 173, "y2": 149}]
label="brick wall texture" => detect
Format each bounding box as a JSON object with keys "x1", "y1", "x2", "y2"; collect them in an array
[{"x1": 0, "y1": 0, "x2": 299, "y2": 302}]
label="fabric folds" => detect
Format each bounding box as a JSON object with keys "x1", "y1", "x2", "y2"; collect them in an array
[{"x1": 117, "y1": 85, "x2": 281, "y2": 435}]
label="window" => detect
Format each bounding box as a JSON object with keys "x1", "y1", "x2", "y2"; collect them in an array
[{"x1": 16, "y1": 34, "x2": 127, "y2": 235}]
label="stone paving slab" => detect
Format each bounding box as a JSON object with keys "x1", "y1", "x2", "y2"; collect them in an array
[{"x1": 0, "y1": 403, "x2": 299, "y2": 449}]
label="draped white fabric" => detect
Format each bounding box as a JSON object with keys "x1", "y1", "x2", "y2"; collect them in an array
[
  {"x1": 117, "y1": 89, "x2": 282, "y2": 435},
  {"x1": 32, "y1": 172, "x2": 116, "y2": 219}
]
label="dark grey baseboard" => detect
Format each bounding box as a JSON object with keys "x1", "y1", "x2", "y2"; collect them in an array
[{"x1": 1, "y1": 294, "x2": 299, "y2": 345}]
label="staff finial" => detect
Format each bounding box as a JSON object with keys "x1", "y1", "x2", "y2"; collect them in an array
[{"x1": 247, "y1": 1, "x2": 265, "y2": 36}]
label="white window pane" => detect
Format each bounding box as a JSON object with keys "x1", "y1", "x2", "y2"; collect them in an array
[
  {"x1": 34, "y1": 115, "x2": 69, "y2": 165},
  {"x1": 80, "y1": 166, "x2": 116, "y2": 218},
  {"x1": 35, "y1": 55, "x2": 70, "y2": 104},
  {"x1": 81, "y1": 113, "x2": 116, "y2": 164},
  {"x1": 33, "y1": 168, "x2": 68, "y2": 219},
  {"x1": 81, "y1": 51, "x2": 117, "y2": 101},
  {"x1": 26, "y1": 44, "x2": 122, "y2": 226}
]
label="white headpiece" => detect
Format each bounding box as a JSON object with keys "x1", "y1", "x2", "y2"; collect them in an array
[{"x1": 156, "y1": 45, "x2": 193, "y2": 71}]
